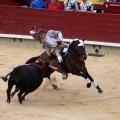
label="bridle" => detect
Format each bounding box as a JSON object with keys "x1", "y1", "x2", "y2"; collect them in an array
[{"x1": 67, "y1": 42, "x2": 86, "y2": 60}]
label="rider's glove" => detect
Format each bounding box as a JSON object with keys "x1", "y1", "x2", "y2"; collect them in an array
[
  {"x1": 30, "y1": 30, "x2": 36, "y2": 35},
  {"x1": 57, "y1": 40, "x2": 62, "y2": 45}
]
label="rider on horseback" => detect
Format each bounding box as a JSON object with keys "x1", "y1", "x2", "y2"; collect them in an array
[{"x1": 30, "y1": 26, "x2": 68, "y2": 79}]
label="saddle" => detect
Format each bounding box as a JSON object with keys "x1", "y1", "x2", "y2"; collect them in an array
[{"x1": 49, "y1": 49, "x2": 66, "y2": 61}]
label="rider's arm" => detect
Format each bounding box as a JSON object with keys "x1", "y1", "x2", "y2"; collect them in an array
[
  {"x1": 30, "y1": 27, "x2": 42, "y2": 44},
  {"x1": 47, "y1": 30, "x2": 63, "y2": 41}
]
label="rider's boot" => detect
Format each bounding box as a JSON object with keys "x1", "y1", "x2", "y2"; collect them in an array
[{"x1": 59, "y1": 62, "x2": 68, "y2": 80}]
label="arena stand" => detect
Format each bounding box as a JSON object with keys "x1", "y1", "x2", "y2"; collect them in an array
[{"x1": 0, "y1": 5, "x2": 120, "y2": 44}]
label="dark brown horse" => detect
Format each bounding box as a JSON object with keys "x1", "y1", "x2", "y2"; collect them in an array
[{"x1": 26, "y1": 39, "x2": 103, "y2": 93}]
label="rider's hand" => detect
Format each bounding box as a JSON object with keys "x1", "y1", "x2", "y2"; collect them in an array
[
  {"x1": 57, "y1": 40, "x2": 62, "y2": 45},
  {"x1": 30, "y1": 26, "x2": 36, "y2": 35},
  {"x1": 31, "y1": 25, "x2": 36, "y2": 30}
]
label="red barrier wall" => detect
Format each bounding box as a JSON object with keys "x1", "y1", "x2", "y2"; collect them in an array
[
  {"x1": 0, "y1": 5, "x2": 120, "y2": 43},
  {"x1": 0, "y1": 0, "x2": 19, "y2": 6}
]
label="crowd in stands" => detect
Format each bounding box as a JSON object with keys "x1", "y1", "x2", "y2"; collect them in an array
[
  {"x1": 1, "y1": 0, "x2": 120, "y2": 13},
  {"x1": 29, "y1": 0, "x2": 95, "y2": 12}
]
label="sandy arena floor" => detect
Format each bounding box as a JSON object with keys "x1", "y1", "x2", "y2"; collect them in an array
[{"x1": 0, "y1": 45, "x2": 120, "y2": 120}]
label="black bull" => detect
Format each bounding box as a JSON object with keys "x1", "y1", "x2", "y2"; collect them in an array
[{"x1": 0, "y1": 62, "x2": 55, "y2": 104}]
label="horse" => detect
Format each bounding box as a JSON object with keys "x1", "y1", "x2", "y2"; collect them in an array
[{"x1": 26, "y1": 39, "x2": 103, "y2": 93}]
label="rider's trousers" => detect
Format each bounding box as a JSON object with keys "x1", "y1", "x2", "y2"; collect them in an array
[{"x1": 54, "y1": 47, "x2": 63, "y2": 63}]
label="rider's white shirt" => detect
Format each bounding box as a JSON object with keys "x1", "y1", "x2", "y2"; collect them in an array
[
  {"x1": 42, "y1": 36, "x2": 57, "y2": 47},
  {"x1": 41, "y1": 30, "x2": 64, "y2": 56},
  {"x1": 42, "y1": 30, "x2": 63, "y2": 48}
]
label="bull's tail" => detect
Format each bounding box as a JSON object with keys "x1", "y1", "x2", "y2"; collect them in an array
[
  {"x1": 25, "y1": 56, "x2": 40, "y2": 64},
  {"x1": 0, "y1": 71, "x2": 12, "y2": 82}
]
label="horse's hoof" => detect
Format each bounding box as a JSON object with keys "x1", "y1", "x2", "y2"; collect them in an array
[
  {"x1": 52, "y1": 84, "x2": 58, "y2": 89},
  {"x1": 86, "y1": 83, "x2": 91, "y2": 88},
  {"x1": 98, "y1": 89, "x2": 103, "y2": 94},
  {"x1": 7, "y1": 99, "x2": 10, "y2": 104},
  {"x1": 62, "y1": 73, "x2": 68, "y2": 80}
]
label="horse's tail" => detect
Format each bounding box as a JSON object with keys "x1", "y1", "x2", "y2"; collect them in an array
[
  {"x1": 25, "y1": 56, "x2": 40, "y2": 64},
  {"x1": 0, "y1": 71, "x2": 12, "y2": 82}
]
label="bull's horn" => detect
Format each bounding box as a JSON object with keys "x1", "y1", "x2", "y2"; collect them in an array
[{"x1": 48, "y1": 65, "x2": 57, "y2": 70}]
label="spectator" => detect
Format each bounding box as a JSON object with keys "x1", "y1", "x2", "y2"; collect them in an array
[
  {"x1": 30, "y1": 0, "x2": 46, "y2": 8},
  {"x1": 79, "y1": 0, "x2": 94, "y2": 12},
  {"x1": 64, "y1": 0, "x2": 79, "y2": 11},
  {"x1": 48, "y1": 0, "x2": 64, "y2": 10}
]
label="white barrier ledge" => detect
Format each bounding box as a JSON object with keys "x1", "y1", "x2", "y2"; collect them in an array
[
  {"x1": 0, "y1": 34, "x2": 120, "y2": 48},
  {"x1": 0, "y1": 34, "x2": 33, "y2": 40},
  {"x1": 63, "y1": 39, "x2": 120, "y2": 48}
]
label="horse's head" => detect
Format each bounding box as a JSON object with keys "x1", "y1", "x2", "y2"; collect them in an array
[{"x1": 68, "y1": 39, "x2": 87, "y2": 60}]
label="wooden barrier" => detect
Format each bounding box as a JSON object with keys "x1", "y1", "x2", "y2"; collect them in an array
[{"x1": 0, "y1": 5, "x2": 120, "y2": 43}]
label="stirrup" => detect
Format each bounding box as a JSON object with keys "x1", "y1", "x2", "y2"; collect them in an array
[{"x1": 62, "y1": 72, "x2": 68, "y2": 80}]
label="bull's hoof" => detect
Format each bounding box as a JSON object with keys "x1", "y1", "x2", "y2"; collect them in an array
[
  {"x1": 86, "y1": 83, "x2": 91, "y2": 88},
  {"x1": 98, "y1": 89, "x2": 103, "y2": 94},
  {"x1": 21, "y1": 96, "x2": 25, "y2": 101},
  {"x1": 52, "y1": 84, "x2": 58, "y2": 89},
  {"x1": 19, "y1": 99, "x2": 22, "y2": 104}
]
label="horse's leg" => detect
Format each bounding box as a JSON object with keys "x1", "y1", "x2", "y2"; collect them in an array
[
  {"x1": 74, "y1": 71, "x2": 103, "y2": 93},
  {"x1": 51, "y1": 77, "x2": 58, "y2": 89},
  {"x1": 49, "y1": 74, "x2": 58, "y2": 89},
  {"x1": 10, "y1": 86, "x2": 19, "y2": 99},
  {"x1": 74, "y1": 72, "x2": 92, "y2": 88},
  {"x1": 41, "y1": 76, "x2": 58, "y2": 90},
  {"x1": 83, "y1": 72, "x2": 103, "y2": 93}
]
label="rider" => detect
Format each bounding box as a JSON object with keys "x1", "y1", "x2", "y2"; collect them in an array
[{"x1": 30, "y1": 26, "x2": 68, "y2": 79}]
